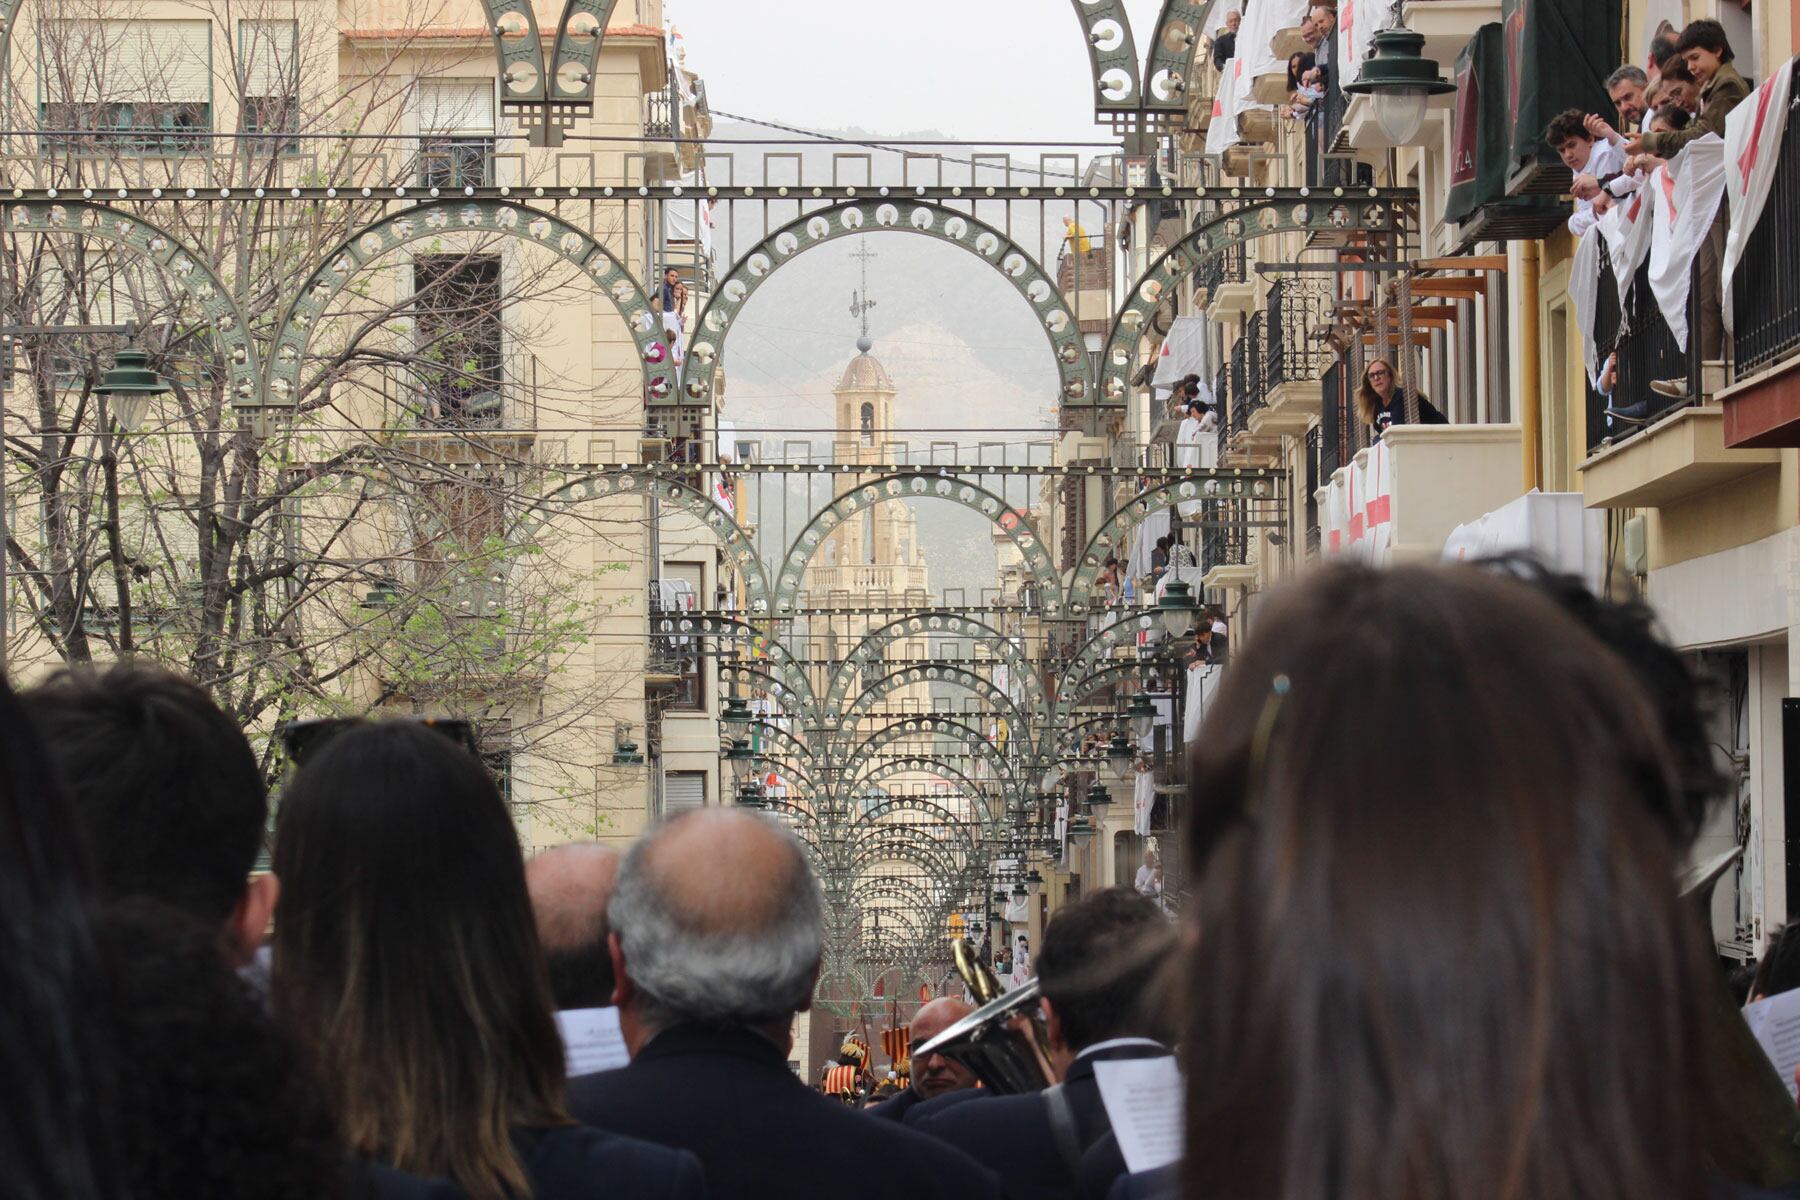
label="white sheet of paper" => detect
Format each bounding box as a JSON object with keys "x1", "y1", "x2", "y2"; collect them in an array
[
  {"x1": 1094, "y1": 1056, "x2": 1184, "y2": 1174},
  {"x1": 1743, "y1": 989, "x2": 1800, "y2": 1098},
  {"x1": 557, "y1": 1006, "x2": 631, "y2": 1077}
]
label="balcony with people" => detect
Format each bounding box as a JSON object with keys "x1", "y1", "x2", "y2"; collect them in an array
[{"x1": 1571, "y1": 30, "x2": 1794, "y2": 508}]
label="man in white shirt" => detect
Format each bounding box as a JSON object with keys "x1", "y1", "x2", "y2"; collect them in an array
[{"x1": 1545, "y1": 108, "x2": 1624, "y2": 237}]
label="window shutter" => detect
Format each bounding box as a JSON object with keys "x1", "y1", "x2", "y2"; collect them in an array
[
  {"x1": 44, "y1": 20, "x2": 213, "y2": 105},
  {"x1": 238, "y1": 20, "x2": 297, "y2": 95},
  {"x1": 662, "y1": 772, "x2": 706, "y2": 817},
  {"x1": 415, "y1": 78, "x2": 495, "y2": 133}
]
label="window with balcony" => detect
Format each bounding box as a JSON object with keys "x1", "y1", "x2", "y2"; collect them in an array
[
  {"x1": 415, "y1": 78, "x2": 496, "y2": 188},
  {"x1": 653, "y1": 562, "x2": 704, "y2": 710},
  {"x1": 38, "y1": 20, "x2": 213, "y2": 154},
  {"x1": 412, "y1": 254, "x2": 504, "y2": 427},
  {"x1": 238, "y1": 19, "x2": 298, "y2": 154}
]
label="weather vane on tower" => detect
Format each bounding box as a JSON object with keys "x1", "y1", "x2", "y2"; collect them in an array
[{"x1": 849, "y1": 239, "x2": 878, "y2": 353}]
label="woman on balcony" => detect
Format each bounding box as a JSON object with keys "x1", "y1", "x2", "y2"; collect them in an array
[{"x1": 1356, "y1": 358, "x2": 1445, "y2": 442}]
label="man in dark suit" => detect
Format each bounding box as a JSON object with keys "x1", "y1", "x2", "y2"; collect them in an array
[
  {"x1": 867, "y1": 996, "x2": 977, "y2": 1122},
  {"x1": 568, "y1": 809, "x2": 1000, "y2": 1200},
  {"x1": 910, "y1": 888, "x2": 1175, "y2": 1200}
]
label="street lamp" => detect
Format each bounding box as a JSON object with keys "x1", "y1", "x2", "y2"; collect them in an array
[
  {"x1": 1157, "y1": 579, "x2": 1200, "y2": 637},
  {"x1": 96, "y1": 348, "x2": 172, "y2": 434},
  {"x1": 724, "y1": 737, "x2": 758, "y2": 786},
  {"x1": 1086, "y1": 782, "x2": 1113, "y2": 823},
  {"x1": 1125, "y1": 693, "x2": 1156, "y2": 740},
  {"x1": 1344, "y1": 26, "x2": 1455, "y2": 145},
  {"x1": 611, "y1": 723, "x2": 645, "y2": 766},
  {"x1": 721, "y1": 694, "x2": 753, "y2": 726},
  {"x1": 1105, "y1": 730, "x2": 1136, "y2": 782},
  {"x1": 735, "y1": 778, "x2": 766, "y2": 809}
]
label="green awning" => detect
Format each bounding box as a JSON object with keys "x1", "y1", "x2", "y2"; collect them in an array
[{"x1": 1502, "y1": 0, "x2": 1621, "y2": 196}]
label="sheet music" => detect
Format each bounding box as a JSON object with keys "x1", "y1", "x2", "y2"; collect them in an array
[
  {"x1": 1744, "y1": 990, "x2": 1800, "y2": 1098},
  {"x1": 1095, "y1": 1056, "x2": 1184, "y2": 1173},
  {"x1": 556, "y1": 1006, "x2": 631, "y2": 1077}
]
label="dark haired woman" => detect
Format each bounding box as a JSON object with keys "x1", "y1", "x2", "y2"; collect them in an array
[
  {"x1": 1182, "y1": 563, "x2": 1762, "y2": 1200},
  {"x1": 272, "y1": 721, "x2": 706, "y2": 1200},
  {"x1": 0, "y1": 677, "x2": 121, "y2": 1200},
  {"x1": 1357, "y1": 356, "x2": 1444, "y2": 440}
]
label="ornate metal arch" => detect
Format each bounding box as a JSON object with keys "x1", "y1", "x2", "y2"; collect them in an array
[
  {"x1": 773, "y1": 473, "x2": 1063, "y2": 617},
  {"x1": 685, "y1": 201, "x2": 1089, "y2": 406},
  {"x1": 839, "y1": 716, "x2": 1020, "y2": 811},
  {"x1": 1050, "y1": 611, "x2": 1163, "y2": 727},
  {"x1": 826, "y1": 611, "x2": 1045, "y2": 718},
  {"x1": 267, "y1": 201, "x2": 671, "y2": 425},
  {"x1": 836, "y1": 665, "x2": 1029, "y2": 746},
  {"x1": 518, "y1": 469, "x2": 773, "y2": 612},
  {"x1": 1071, "y1": 0, "x2": 1146, "y2": 115},
  {"x1": 852, "y1": 758, "x2": 1006, "y2": 822},
  {"x1": 1066, "y1": 471, "x2": 1279, "y2": 606},
  {"x1": 1098, "y1": 193, "x2": 1404, "y2": 403},
  {"x1": 3, "y1": 202, "x2": 262, "y2": 409},
  {"x1": 1071, "y1": 0, "x2": 1210, "y2": 122}
]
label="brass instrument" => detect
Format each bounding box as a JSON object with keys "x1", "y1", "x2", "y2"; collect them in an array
[{"x1": 913, "y1": 938, "x2": 1056, "y2": 1094}]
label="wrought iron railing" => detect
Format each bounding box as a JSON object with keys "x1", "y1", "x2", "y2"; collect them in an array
[
  {"x1": 1212, "y1": 359, "x2": 1232, "y2": 439},
  {"x1": 1265, "y1": 277, "x2": 1330, "y2": 389},
  {"x1": 1318, "y1": 359, "x2": 1348, "y2": 479},
  {"x1": 1731, "y1": 87, "x2": 1800, "y2": 377},
  {"x1": 644, "y1": 85, "x2": 678, "y2": 140},
  {"x1": 1585, "y1": 251, "x2": 1699, "y2": 453},
  {"x1": 1230, "y1": 312, "x2": 1267, "y2": 431}
]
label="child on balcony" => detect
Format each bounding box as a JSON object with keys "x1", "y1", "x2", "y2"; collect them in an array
[{"x1": 1546, "y1": 110, "x2": 1625, "y2": 237}]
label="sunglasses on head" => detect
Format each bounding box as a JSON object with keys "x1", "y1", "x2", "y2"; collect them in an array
[{"x1": 276, "y1": 716, "x2": 479, "y2": 767}]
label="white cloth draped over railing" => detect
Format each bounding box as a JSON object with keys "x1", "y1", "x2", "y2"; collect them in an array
[
  {"x1": 1723, "y1": 57, "x2": 1796, "y2": 334},
  {"x1": 1570, "y1": 133, "x2": 1728, "y2": 374}
]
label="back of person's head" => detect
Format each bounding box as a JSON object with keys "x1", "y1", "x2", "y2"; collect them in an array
[
  {"x1": 1037, "y1": 887, "x2": 1173, "y2": 1050},
  {"x1": 609, "y1": 808, "x2": 823, "y2": 1031},
  {"x1": 23, "y1": 664, "x2": 267, "y2": 939},
  {"x1": 0, "y1": 677, "x2": 121, "y2": 1200},
  {"x1": 1753, "y1": 924, "x2": 1800, "y2": 1001},
  {"x1": 272, "y1": 720, "x2": 565, "y2": 1200},
  {"x1": 1477, "y1": 554, "x2": 1724, "y2": 848},
  {"x1": 1649, "y1": 34, "x2": 1678, "y2": 69},
  {"x1": 96, "y1": 899, "x2": 344, "y2": 1200},
  {"x1": 1674, "y1": 18, "x2": 1733, "y2": 62},
  {"x1": 526, "y1": 843, "x2": 622, "y2": 1011},
  {"x1": 1181, "y1": 563, "x2": 1738, "y2": 1200}
]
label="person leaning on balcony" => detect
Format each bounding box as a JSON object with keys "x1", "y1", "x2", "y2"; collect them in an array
[
  {"x1": 1627, "y1": 20, "x2": 1748, "y2": 160},
  {"x1": 1545, "y1": 109, "x2": 1624, "y2": 238},
  {"x1": 1628, "y1": 20, "x2": 1747, "y2": 396},
  {"x1": 1211, "y1": 9, "x2": 1239, "y2": 70},
  {"x1": 1606, "y1": 64, "x2": 1653, "y2": 132},
  {"x1": 1357, "y1": 358, "x2": 1445, "y2": 441}
]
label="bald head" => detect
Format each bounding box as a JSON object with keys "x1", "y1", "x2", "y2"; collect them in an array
[
  {"x1": 610, "y1": 809, "x2": 824, "y2": 1032},
  {"x1": 526, "y1": 844, "x2": 621, "y2": 1010},
  {"x1": 909, "y1": 997, "x2": 977, "y2": 1098}
]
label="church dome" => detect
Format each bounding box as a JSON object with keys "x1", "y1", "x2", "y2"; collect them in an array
[{"x1": 836, "y1": 350, "x2": 896, "y2": 394}]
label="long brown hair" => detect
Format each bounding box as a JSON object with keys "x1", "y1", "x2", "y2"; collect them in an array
[
  {"x1": 272, "y1": 722, "x2": 568, "y2": 1200},
  {"x1": 1182, "y1": 564, "x2": 1737, "y2": 1200},
  {"x1": 1355, "y1": 356, "x2": 1398, "y2": 426}
]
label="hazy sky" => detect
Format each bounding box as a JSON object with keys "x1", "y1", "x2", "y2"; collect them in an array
[{"x1": 666, "y1": 0, "x2": 1168, "y2": 145}]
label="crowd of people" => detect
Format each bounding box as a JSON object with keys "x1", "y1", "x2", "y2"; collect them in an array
[
  {"x1": 1555, "y1": 19, "x2": 1750, "y2": 413},
  {"x1": 8, "y1": 553, "x2": 1800, "y2": 1200}
]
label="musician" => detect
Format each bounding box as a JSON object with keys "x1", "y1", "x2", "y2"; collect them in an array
[
  {"x1": 867, "y1": 997, "x2": 977, "y2": 1122},
  {"x1": 567, "y1": 809, "x2": 1002, "y2": 1200},
  {"x1": 910, "y1": 888, "x2": 1174, "y2": 1200}
]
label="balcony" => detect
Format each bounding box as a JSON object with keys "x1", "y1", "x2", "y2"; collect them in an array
[
  {"x1": 1402, "y1": 0, "x2": 1505, "y2": 69},
  {"x1": 1249, "y1": 277, "x2": 1331, "y2": 437},
  {"x1": 1199, "y1": 241, "x2": 1250, "y2": 317},
  {"x1": 1318, "y1": 424, "x2": 1524, "y2": 561},
  {"x1": 1720, "y1": 80, "x2": 1800, "y2": 448},
  {"x1": 1579, "y1": 242, "x2": 1779, "y2": 508},
  {"x1": 417, "y1": 137, "x2": 495, "y2": 189}
]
